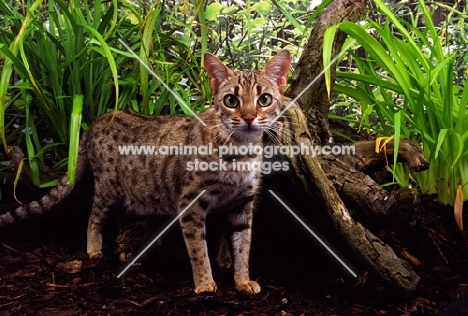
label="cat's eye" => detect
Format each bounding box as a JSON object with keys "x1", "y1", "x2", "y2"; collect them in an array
[
  {"x1": 258, "y1": 93, "x2": 273, "y2": 107},
  {"x1": 224, "y1": 94, "x2": 239, "y2": 108}
]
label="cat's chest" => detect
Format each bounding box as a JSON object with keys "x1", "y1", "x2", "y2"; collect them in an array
[
  {"x1": 217, "y1": 168, "x2": 259, "y2": 187},
  {"x1": 199, "y1": 169, "x2": 260, "y2": 212}
]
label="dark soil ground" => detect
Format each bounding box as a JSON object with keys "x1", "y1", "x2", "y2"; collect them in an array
[{"x1": 1, "y1": 176, "x2": 468, "y2": 315}]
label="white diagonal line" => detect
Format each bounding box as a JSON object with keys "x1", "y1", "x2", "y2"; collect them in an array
[
  {"x1": 117, "y1": 39, "x2": 207, "y2": 126},
  {"x1": 117, "y1": 190, "x2": 206, "y2": 278},
  {"x1": 269, "y1": 190, "x2": 357, "y2": 278},
  {"x1": 270, "y1": 39, "x2": 356, "y2": 126}
]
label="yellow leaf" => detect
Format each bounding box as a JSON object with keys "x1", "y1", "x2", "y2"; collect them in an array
[
  {"x1": 13, "y1": 159, "x2": 23, "y2": 187},
  {"x1": 454, "y1": 184, "x2": 464, "y2": 231},
  {"x1": 13, "y1": 159, "x2": 25, "y2": 205},
  {"x1": 375, "y1": 136, "x2": 394, "y2": 154}
]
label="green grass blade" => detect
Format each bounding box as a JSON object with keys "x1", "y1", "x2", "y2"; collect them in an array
[
  {"x1": 140, "y1": 9, "x2": 160, "y2": 113},
  {"x1": 79, "y1": 24, "x2": 119, "y2": 112},
  {"x1": 394, "y1": 110, "x2": 402, "y2": 168},
  {"x1": 323, "y1": 25, "x2": 339, "y2": 98},
  {"x1": 24, "y1": 101, "x2": 40, "y2": 187},
  {"x1": 434, "y1": 129, "x2": 448, "y2": 160},
  {"x1": 67, "y1": 95, "x2": 83, "y2": 185},
  {"x1": 0, "y1": 0, "x2": 43, "y2": 151}
]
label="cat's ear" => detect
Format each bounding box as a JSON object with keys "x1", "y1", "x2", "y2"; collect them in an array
[
  {"x1": 204, "y1": 53, "x2": 235, "y2": 94},
  {"x1": 261, "y1": 50, "x2": 291, "y2": 93}
]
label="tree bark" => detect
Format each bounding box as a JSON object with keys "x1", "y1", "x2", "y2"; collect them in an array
[{"x1": 285, "y1": 0, "x2": 367, "y2": 142}]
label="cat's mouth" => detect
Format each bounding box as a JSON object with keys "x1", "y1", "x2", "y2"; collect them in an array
[
  {"x1": 241, "y1": 122, "x2": 262, "y2": 131},
  {"x1": 245, "y1": 124, "x2": 257, "y2": 131},
  {"x1": 235, "y1": 124, "x2": 264, "y2": 139}
]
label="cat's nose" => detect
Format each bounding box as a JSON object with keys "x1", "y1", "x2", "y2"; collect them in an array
[{"x1": 243, "y1": 114, "x2": 256, "y2": 125}]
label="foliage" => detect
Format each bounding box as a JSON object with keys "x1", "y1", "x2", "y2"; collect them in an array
[
  {"x1": 0, "y1": 0, "x2": 205, "y2": 187},
  {"x1": 324, "y1": 0, "x2": 468, "y2": 205},
  {"x1": 0, "y1": 0, "x2": 316, "y2": 189},
  {"x1": 201, "y1": 0, "x2": 326, "y2": 68}
]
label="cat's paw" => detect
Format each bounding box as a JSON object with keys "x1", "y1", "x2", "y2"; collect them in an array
[
  {"x1": 88, "y1": 250, "x2": 104, "y2": 259},
  {"x1": 194, "y1": 282, "x2": 217, "y2": 294},
  {"x1": 235, "y1": 280, "x2": 261, "y2": 294},
  {"x1": 234, "y1": 275, "x2": 261, "y2": 294}
]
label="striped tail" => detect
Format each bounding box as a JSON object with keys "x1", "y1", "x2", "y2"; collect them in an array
[{"x1": 0, "y1": 132, "x2": 89, "y2": 227}]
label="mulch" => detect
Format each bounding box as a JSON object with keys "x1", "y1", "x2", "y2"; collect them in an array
[{"x1": 1, "y1": 189, "x2": 467, "y2": 315}]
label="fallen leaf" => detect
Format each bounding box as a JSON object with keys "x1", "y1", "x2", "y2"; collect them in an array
[
  {"x1": 401, "y1": 249, "x2": 421, "y2": 266},
  {"x1": 56, "y1": 259, "x2": 83, "y2": 274},
  {"x1": 454, "y1": 185, "x2": 464, "y2": 231}
]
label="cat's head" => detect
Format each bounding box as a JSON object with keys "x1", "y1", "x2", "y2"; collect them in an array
[{"x1": 204, "y1": 50, "x2": 290, "y2": 142}]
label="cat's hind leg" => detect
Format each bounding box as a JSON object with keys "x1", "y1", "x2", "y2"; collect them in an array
[{"x1": 87, "y1": 183, "x2": 119, "y2": 259}]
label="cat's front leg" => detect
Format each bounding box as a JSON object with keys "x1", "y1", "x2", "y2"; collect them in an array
[
  {"x1": 229, "y1": 203, "x2": 261, "y2": 294},
  {"x1": 179, "y1": 205, "x2": 216, "y2": 293}
]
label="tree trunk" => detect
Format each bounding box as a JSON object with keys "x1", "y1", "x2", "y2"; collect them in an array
[
  {"x1": 285, "y1": 0, "x2": 367, "y2": 143},
  {"x1": 280, "y1": 0, "x2": 428, "y2": 292}
]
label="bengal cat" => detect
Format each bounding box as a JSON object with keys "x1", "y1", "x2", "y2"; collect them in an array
[{"x1": 0, "y1": 50, "x2": 291, "y2": 294}]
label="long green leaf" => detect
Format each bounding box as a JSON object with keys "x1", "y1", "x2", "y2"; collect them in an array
[
  {"x1": 67, "y1": 95, "x2": 83, "y2": 185},
  {"x1": 79, "y1": 23, "x2": 119, "y2": 112},
  {"x1": 0, "y1": 0, "x2": 43, "y2": 152}
]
